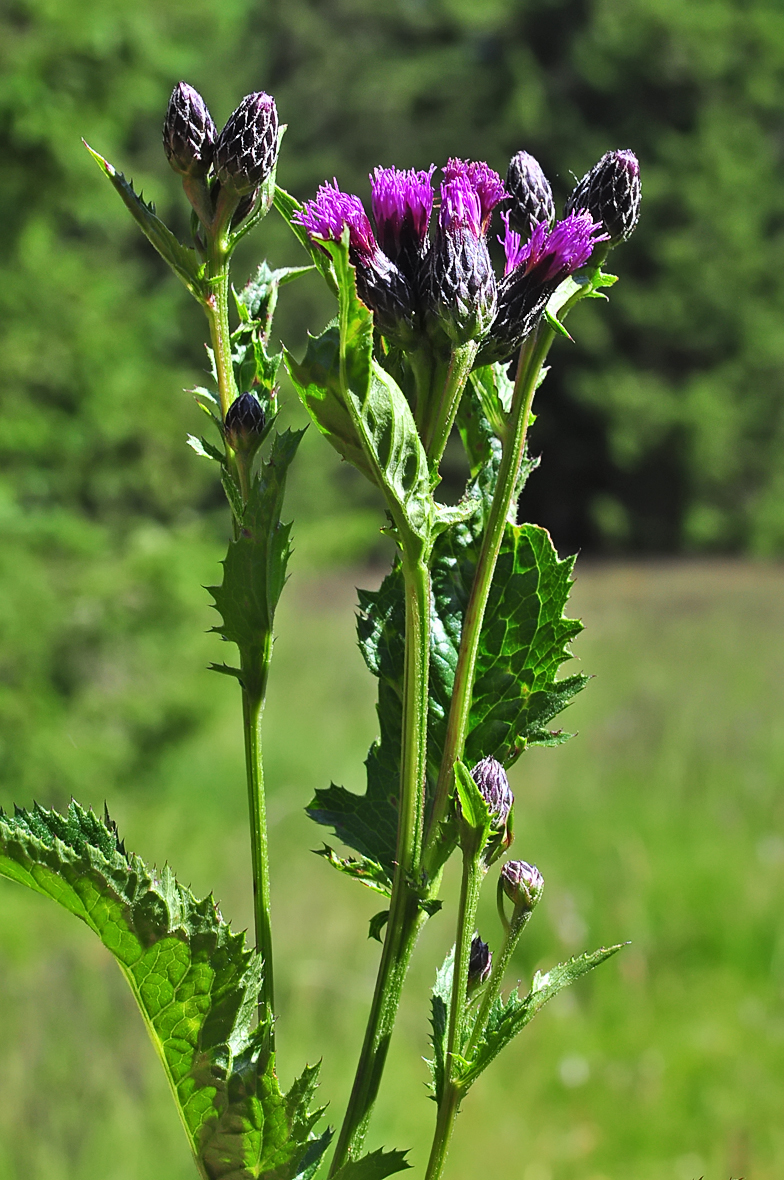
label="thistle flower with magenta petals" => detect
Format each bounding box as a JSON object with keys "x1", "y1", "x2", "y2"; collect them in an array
[
  {"x1": 295, "y1": 181, "x2": 414, "y2": 342},
  {"x1": 424, "y1": 170, "x2": 499, "y2": 346},
  {"x1": 163, "y1": 82, "x2": 216, "y2": 178},
  {"x1": 370, "y1": 165, "x2": 435, "y2": 282},
  {"x1": 215, "y1": 91, "x2": 279, "y2": 196},
  {"x1": 565, "y1": 149, "x2": 641, "y2": 247},
  {"x1": 503, "y1": 150, "x2": 556, "y2": 240},
  {"x1": 481, "y1": 210, "x2": 609, "y2": 364},
  {"x1": 442, "y1": 157, "x2": 507, "y2": 232}
]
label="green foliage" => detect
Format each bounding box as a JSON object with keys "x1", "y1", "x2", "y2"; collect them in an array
[
  {"x1": 330, "y1": 1147, "x2": 410, "y2": 1179},
  {"x1": 0, "y1": 801, "x2": 331, "y2": 1180},
  {"x1": 427, "y1": 948, "x2": 454, "y2": 1106},
  {"x1": 457, "y1": 945, "x2": 625, "y2": 1093},
  {"x1": 208, "y1": 430, "x2": 303, "y2": 689},
  {"x1": 84, "y1": 144, "x2": 207, "y2": 302},
  {"x1": 286, "y1": 237, "x2": 433, "y2": 556}
]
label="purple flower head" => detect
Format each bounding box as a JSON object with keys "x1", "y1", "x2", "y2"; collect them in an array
[
  {"x1": 370, "y1": 165, "x2": 435, "y2": 261},
  {"x1": 294, "y1": 180, "x2": 377, "y2": 263},
  {"x1": 502, "y1": 211, "x2": 609, "y2": 284},
  {"x1": 500, "y1": 859, "x2": 544, "y2": 914},
  {"x1": 295, "y1": 181, "x2": 416, "y2": 343},
  {"x1": 438, "y1": 175, "x2": 483, "y2": 239},
  {"x1": 443, "y1": 158, "x2": 506, "y2": 231}
]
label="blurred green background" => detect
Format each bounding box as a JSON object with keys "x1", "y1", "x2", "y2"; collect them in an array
[{"x1": 0, "y1": 0, "x2": 783, "y2": 1178}]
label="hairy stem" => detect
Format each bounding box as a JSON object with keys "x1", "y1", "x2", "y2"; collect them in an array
[
  {"x1": 423, "y1": 341, "x2": 480, "y2": 468},
  {"x1": 463, "y1": 908, "x2": 532, "y2": 1064},
  {"x1": 424, "y1": 1081, "x2": 462, "y2": 1180},
  {"x1": 241, "y1": 643, "x2": 275, "y2": 1041},
  {"x1": 425, "y1": 329, "x2": 549, "y2": 856},
  {"x1": 204, "y1": 263, "x2": 238, "y2": 423},
  {"x1": 329, "y1": 553, "x2": 432, "y2": 1173}
]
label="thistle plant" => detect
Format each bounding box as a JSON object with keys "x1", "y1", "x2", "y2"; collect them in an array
[{"x1": 0, "y1": 81, "x2": 641, "y2": 1180}]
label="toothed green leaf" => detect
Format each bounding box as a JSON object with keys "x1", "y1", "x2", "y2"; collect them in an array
[
  {"x1": 427, "y1": 947, "x2": 454, "y2": 1104},
  {"x1": 209, "y1": 430, "x2": 304, "y2": 693},
  {"x1": 315, "y1": 846, "x2": 392, "y2": 896},
  {"x1": 458, "y1": 945, "x2": 626, "y2": 1091},
  {"x1": 84, "y1": 142, "x2": 206, "y2": 301},
  {"x1": 0, "y1": 801, "x2": 332, "y2": 1180},
  {"x1": 331, "y1": 1146, "x2": 410, "y2": 1179}
]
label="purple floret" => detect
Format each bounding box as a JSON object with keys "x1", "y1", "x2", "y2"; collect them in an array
[
  {"x1": 501, "y1": 210, "x2": 609, "y2": 282},
  {"x1": 439, "y1": 175, "x2": 483, "y2": 238},
  {"x1": 294, "y1": 180, "x2": 377, "y2": 262},
  {"x1": 370, "y1": 165, "x2": 435, "y2": 253},
  {"x1": 443, "y1": 158, "x2": 506, "y2": 231}
]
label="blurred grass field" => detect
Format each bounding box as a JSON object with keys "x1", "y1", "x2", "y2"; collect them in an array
[{"x1": 0, "y1": 559, "x2": 782, "y2": 1180}]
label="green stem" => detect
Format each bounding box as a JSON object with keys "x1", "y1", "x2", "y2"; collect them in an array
[
  {"x1": 424, "y1": 1080, "x2": 462, "y2": 1180},
  {"x1": 423, "y1": 341, "x2": 479, "y2": 468},
  {"x1": 204, "y1": 262, "x2": 238, "y2": 423},
  {"x1": 241, "y1": 641, "x2": 275, "y2": 1041},
  {"x1": 328, "y1": 553, "x2": 432, "y2": 1174},
  {"x1": 425, "y1": 329, "x2": 549, "y2": 859},
  {"x1": 463, "y1": 908, "x2": 532, "y2": 1064}
]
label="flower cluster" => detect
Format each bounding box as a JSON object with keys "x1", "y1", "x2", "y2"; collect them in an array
[
  {"x1": 295, "y1": 146, "x2": 640, "y2": 363},
  {"x1": 163, "y1": 82, "x2": 280, "y2": 227}
]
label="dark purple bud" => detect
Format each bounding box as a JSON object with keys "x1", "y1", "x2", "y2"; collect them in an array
[
  {"x1": 442, "y1": 158, "x2": 507, "y2": 232},
  {"x1": 565, "y1": 149, "x2": 641, "y2": 246},
  {"x1": 468, "y1": 934, "x2": 492, "y2": 990},
  {"x1": 370, "y1": 165, "x2": 435, "y2": 281},
  {"x1": 480, "y1": 211, "x2": 609, "y2": 364},
  {"x1": 470, "y1": 756, "x2": 513, "y2": 827},
  {"x1": 500, "y1": 860, "x2": 544, "y2": 914},
  {"x1": 424, "y1": 175, "x2": 497, "y2": 345},
  {"x1": 224, "y1": 392, "x2": 266, "y2": 454},
  {"x1": 215, "y1": 92, "x2": 279, "y2": 195},
  {"x1": 503, "y1": 150, "x2": 556, "y2": 240},
  {"x1": 295, "y1": 181, "x2": 415, "y2": 342},
  {"x1": 162, "y1": 82, "x2": 216, "y2": 178}
]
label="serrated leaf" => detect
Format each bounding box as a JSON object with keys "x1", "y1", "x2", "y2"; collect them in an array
[
  {"x1": 315, "y1": 846, "x2": 392, "y2": 896},
  {"x1": 84, "y1": 142, "x2": 206, "y2": 301},
  {"x1": 209, "y1": 430, "x2": 303, "y2": 692},
  {"x1": 457, "y1": 944, "x2": 625, "y2": 1091},
  {"x1": 308, "y1": 517, "x2": 584, "y2": 867},
  {"x1": 0, "y1": 801, "x2": 332, "y2": 1180},
  {"x1": 331, "y1": 1147, "x2": 410, "y2": 1179},
  {"x1": 427, "y1": 948, "x2": 454, "y2": 1103},
  {"x1": 188, "y1": 434, "x2": 226, "y2": 464}
]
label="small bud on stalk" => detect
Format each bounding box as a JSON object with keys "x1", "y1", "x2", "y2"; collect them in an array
[
  {"x1": 468, "y1": 756, "x2": 514, "y2": 864},
  {"x1": 467, "y1": 934, "x2": 492, "y2": 991},
  {"x1": 565, "y1": 149, "x2": 641, "y2": 247},
  {"x1": 503, "y1": 150, "x2": 555, "y2": 240},
  {"x1": 224, "y1": 392, "x2": 267, "y2": 455},
  {"x1": 216, "y1": 92, "x2": 280, "y2": 196},
  {"x1": 163, "y1": 82, "x2": 216, "y2": 178},
  {"x1": 500, "y1": 859, "x2": 544, "y2": 914}
]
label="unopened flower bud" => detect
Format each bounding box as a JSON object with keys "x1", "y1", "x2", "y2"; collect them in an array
[
  {"x1": 565, "y1": 149, "x2": 641, "y2": 247},
  {"x1": 503, "y1": 151, "x2": 555, "y2": 240},
  {"x1": 470, "y1": 756, "x2": 513, "y2": 827},
  {"x1": 163, "y1": 82, "x2": 216, "y2": 178},
  {"x1": 215, "y1": 92, "x2": 279, "y2": 195},
  {"x1": 224, "y1": 393, "x2": 266, "y2": 453},
  {"x1": 500, "y1": 860, "x2": 544, "y2": 914},
  {"x1": 467, "y1": 934, "x2": 492, "y2": 990}
]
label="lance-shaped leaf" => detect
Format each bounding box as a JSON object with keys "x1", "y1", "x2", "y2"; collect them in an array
[
  {"x1": 458, "y1": 945, "x2": 625, "y2": 1092},
  {"x1": 84, "y1": 143, "x2": 206, "y2": 301},
  {"x1": 286, "y1": 236, "x2": 432, "y2": 554},
  {"x1": 330, "y1": 1147, "x2": 411, "y2": 1179},
  {"x1": 426, "y1": 947, "x2": 454, "y2": 1105},
  {"x1": 0, "y1": 801, "x2": 332, "y2": 1180},
  {"x1": 208, "y1": 429, "x2": 304, "y2": 689}
]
